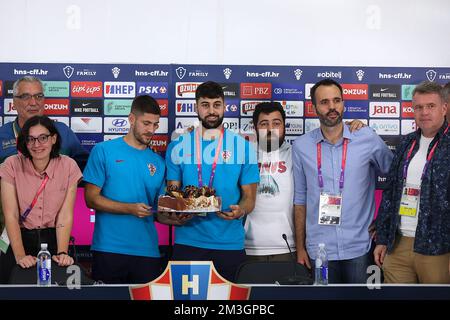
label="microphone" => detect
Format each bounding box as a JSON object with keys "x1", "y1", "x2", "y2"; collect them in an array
[{"x1": 277, "y1": 234, "x2": 313, "y2": 285}]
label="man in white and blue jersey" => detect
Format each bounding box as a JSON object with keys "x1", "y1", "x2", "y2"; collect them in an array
[{"x1": 83, "y1": 95, "x2": 165, "y2": 284}]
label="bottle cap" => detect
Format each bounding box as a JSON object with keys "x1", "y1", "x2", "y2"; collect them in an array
[
  {"x1": 41, "y1": 243, "x2": 48, "y2": 250},
  {"x1": 319, "y1": 243, "x2": 325, "y2": 248}
]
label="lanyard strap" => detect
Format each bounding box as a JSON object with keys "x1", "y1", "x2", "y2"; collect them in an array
[
  {"x1": 317, "y1": 138, "x2": 348, "y2": 191},
  {"x1": 195, "y1": 128, "x2": 224, "y2": 188},
  {"x1": 402, "y1": 125, "x2": 450, "y2": 182},
  {"x1": 20, "y1": 174, "x2": 49, "y2": 222},
  {"x1": 13, "y1": 120, "x2": 20, "y2": 140}
]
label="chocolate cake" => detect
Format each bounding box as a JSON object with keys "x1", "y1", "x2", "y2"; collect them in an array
[{"x1": 158, "y1": 185, "x2": 221, "y2": 212}]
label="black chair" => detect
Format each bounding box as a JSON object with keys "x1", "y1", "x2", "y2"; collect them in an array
[
  {"x1": 235, "y1": 261, "x2": 313, "y2": 285},
  {"x1": 9, "y1": 262, "x2": 94, "y2": 285}
]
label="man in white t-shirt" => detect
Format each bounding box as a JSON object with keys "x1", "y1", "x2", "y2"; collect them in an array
[
  {"x1": 375, "y1": 81, "x2": 450, "y2": 283},
  {"x1": 244, "y1": 102, "x2": 295, "y2": 262}
]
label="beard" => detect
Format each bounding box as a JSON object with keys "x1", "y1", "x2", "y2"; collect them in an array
[
  {"x1": 133, "y1": 127, "x2": 153, "y2": 147},
  {"x1": 317, "y1": 108, "x2": 343, "y2": 127},
  {"x1": 198, "y1": 114, "x2": 224, "y2": 129},
  {"x1": 257, "y1": 130, "x2": 285, "y2": 152}
]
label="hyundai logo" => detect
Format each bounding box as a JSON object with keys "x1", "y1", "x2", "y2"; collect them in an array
[{"x1": 112, "y1": 119, "x2": 128, "y2": 127}]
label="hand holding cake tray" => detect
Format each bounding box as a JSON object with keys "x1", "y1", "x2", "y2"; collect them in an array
[{"x1": 157, "y1": 185, "x2": 222, "y2": 214}]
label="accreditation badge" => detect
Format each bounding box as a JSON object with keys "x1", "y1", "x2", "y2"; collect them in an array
[
  {"x1": 318, "y1": 192, "x2": 342, "y2": 225},
  {"x1": 0, "y1": 227, "x2": 10, "y2": 254},
  {"x1": 399, "y1": 184, "x2": 420, "y2": 217}
]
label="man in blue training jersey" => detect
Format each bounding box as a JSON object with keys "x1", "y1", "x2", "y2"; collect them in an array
[
  {"x1": 83, "y1": 95, "x2": 166, "y2": 284},
  {"x1": 164, "y1": 81, "x2": 260, "y2": 281}
]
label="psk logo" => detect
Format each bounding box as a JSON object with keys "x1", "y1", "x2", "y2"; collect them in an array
[
  {"x1": 147, "y1": 163, "x2": 156, "y2": 176},
  {"x1": 294, "y1": 68, "x2": 303, "y2": 80},
  {"x1": 112, "y1": 119, "x2": 127, "y2": 127},
  {"x1": 222, "y1": 150, "x2": 231, "y2": 162},
  {"x1": 356, "y1": 69, "x2": 365, "y2": 81},
  {"x1": 176, "y1": 67, "x2": 187, "y2": 80},
  {"x1": 426, "y1": 69, "x2": 437, "y2": 82},
  {"x1": 223, "y1": 68, "x2": 232, "y2": 79},
  {"x1": 63, "y1": 66, "x2": 74, "y2": 79}
]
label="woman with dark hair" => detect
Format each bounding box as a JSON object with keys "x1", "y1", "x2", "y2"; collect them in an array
[{"x1": 0, "y1": 115, "x2": 82, "y2": 283}]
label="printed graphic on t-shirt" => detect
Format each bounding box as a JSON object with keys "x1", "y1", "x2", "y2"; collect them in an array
[{"x1": 257, "y1": 174, "x2": 279, "y2": 196}]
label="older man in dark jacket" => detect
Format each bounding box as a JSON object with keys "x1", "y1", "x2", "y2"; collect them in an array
[{"x1": 374, "y1": 81, "x2": 450, "y2": 284}]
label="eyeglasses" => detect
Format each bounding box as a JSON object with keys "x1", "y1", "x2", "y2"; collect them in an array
[
  {"x1": 14, "y1": 93, "x2": 45, "y2": 102},
  {"x1": 26, "y1": 134, "x2": 52, "y2": 145}
]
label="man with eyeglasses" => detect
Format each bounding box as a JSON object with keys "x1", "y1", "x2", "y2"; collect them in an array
[
  {"x1": 292, "y1": 79, "x2": 393, "y2": 283},
  {"x1": 0, "y1": 76, "x2": 88, "y2": 234},
  {"x1": 374, "y1": 81, "x2": 450, "y2": 283}
]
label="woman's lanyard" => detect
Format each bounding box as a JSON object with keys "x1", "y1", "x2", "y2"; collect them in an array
[
  {"x1": 195, "y1": 128, "x2": 224, "y2": 188},
  {"x1": 317, "y1": 138, "x2": 348, "y2": 191},
  {"x1": 402, "y1": 125, "x2": 450, "y2": 183},
  {"x1": 20, "y1": 174, "x2": 49, "y2": 222}
]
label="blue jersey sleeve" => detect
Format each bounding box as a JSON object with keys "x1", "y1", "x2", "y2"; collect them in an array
[
  {"x1": 239, "y1": 140, "x2": 260, "y2": 186},
  {"x1": 82, "y1": 143, "x2": 106, "y2": 188},
  {"x1": 165, "y1": 139, "x2": 182, "y2": 182}
]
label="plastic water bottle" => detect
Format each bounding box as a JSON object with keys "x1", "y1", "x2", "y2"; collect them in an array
[
  {"x1": 37, "y1": 243, "x2": 51, "y2": 286},
  {"x1": 315, "y1": 243, "x2": 328, "y2": 285}
]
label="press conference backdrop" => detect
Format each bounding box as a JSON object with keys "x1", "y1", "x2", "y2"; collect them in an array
[{"x1": 1, "y1": 62, "x2": 450, "y2": 245}]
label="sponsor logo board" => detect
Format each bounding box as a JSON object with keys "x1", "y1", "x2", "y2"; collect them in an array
[
  {"x1": 369, "y1": 119, "x2": 400, "y2": 135},
  {"x1": 369, "y1": 102, "x2": 400, "y2": 118},
  {"x1": 71, "y1": 117, "x2": 103, "y2": 133},
  {"x1": 43, "y1": 99, "x2": 70, "y2": 115}
]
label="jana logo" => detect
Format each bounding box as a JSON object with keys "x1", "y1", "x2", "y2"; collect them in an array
[
  {"x1": 112, "y1": 119, "x2": 128, "y2": 127},
  {"x1": 176, "y1": 67, "x2": 187, "y2": 80},
  {"x1": 130, "y1": 261, "x2": 250, "y2": 300},
  {"x1": 426, "y1": 69, "x2": 437, "y2": 82},
  {"x1": 63, "y1": 66, "x2": 74, "y2": 79}
]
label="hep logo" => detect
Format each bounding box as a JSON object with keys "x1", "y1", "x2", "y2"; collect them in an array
[{"x1": 112, "y1": 119, "x2": 128, "y2": 127}]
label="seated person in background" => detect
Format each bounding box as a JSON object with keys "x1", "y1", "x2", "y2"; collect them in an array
[{"x1": 0, "y1": 115, "x2": 82, "y2": 284}]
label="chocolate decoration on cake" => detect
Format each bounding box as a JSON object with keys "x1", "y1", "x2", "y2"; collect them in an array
[{"x1": 158, "y1": 185, "x2": 221, "y2": 212}]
